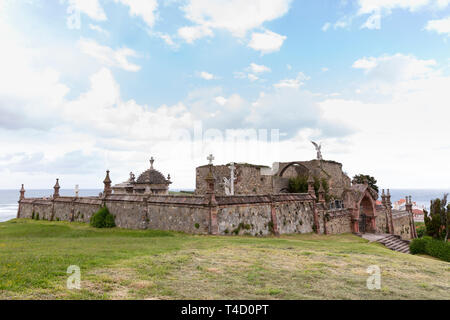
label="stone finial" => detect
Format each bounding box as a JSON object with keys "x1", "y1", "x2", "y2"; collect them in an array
[
  {"x1": 53, "y1": 179, "x2": 60, "y2": 198},
  {"x1": 103, "y1": 170, "x2": 112, "y2": 196},
  {"x1": 75, "y1": 185, "x2": 79, "y2": 198},
  {"x1": 318, "y1": 182, "x2": 326, "y2": 203},
  {"x1": 307, "y1": 175, "x2": 315, "y2": 197},
  {"x1": 167, "y1": 174, "x2": 171, "y2": 181},
  {"x1": 150, "y1": 157, "x2": 155, "y2": 170},
  {"x1": 20, "y1": 184, "x2": 25, "y2": 200}
]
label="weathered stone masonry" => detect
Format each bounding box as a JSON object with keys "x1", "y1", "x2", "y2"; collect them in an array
[
  {"x1": 17, "y1": 158, "x2": 417, "y2": 240},
  {"x1": 17, "y1": 192, "x2": 317, "y2": 236}
]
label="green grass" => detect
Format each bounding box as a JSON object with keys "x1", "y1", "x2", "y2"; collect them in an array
[{"x1": 0, "y1": 219, "x2": 449, "y2": 300}]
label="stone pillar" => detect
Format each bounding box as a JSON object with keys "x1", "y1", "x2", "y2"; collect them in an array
[
  {"x1": 20, "y1": 184, "x2": 25, "y2": 200},
  {"x1": 103, "y1": 170, "x2": 112, "y2": 196},
  {"x1": 387, "y1": 189, "x2": 394, "y2": 235},
  {"x1": 307, "y1": 175, "x2": 315, "y2": 198},
  {"x1": 53, "y1": 179, "x2": 60, "y2": 198},
  {"x1": 17, "y1": 184, "x2": 26, "y2": 219},
  {"x1": 351, "y1": 208, "x2": 359, "y2": 233},
  {"x1": 205, "y1": 163, "x2": 218, "y2": 235},
  {"x1": 318, "y1": 182, "x2": 326, "y2": 203},
  {"x1": 406, "y1": 196, "x2": 417, "y2": 239},
  {"x1": 269, "y1": 195, "x2": 280, "y2": 236},
  {"x1": 313, "y1": 202, "x2": 320, "y2": 234}
]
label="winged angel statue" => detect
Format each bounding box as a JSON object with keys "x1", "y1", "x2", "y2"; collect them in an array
[{"x1": 311, "y1": 141, "x2": 323, "y2": 161}]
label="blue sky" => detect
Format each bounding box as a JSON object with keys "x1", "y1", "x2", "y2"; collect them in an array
[{"x1": 0, "y1": 0, "x2": 450, "y2": 190}]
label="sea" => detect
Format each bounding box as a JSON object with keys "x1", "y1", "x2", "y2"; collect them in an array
[{"x1": 0, "y1": 188, "x2": 449, "y2": 223}]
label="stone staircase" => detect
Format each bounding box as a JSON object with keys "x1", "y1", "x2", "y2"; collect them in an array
[
  {"x1": 358, "y1": 233, "x2": 411, "y2": 254},
  {"x1": 377, "y1": 234, "x2": 411, "y2": 254}
]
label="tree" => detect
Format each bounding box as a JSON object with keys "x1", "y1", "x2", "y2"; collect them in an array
[
  {"x1": 352, "y1": 174, "x2": 379, "y2": 193},
  {"x1": 288, "y1": 176, "x2": 308, "y2": 193},
  {"x1": 424, "y1": 194, "x2": 449, "y2": 241}
]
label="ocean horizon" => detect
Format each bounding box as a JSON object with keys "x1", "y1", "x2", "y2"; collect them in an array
[{"x1": 1, "y1": 188, "x2": 449, "y2": 223}]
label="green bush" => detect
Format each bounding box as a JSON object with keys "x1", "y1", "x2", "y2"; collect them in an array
[
  {"x1": 410, "y1": 237, "x2": 450, "y2": 262},
  {"x1": 90, "y1": 206, "x2": 116, "y2": 229},
  {"x1": 410, "y1": 237, "x2": 428, "y2": 254},
  {"x1": 416, "y1": 225, "x2": 426, "y2": 238}
]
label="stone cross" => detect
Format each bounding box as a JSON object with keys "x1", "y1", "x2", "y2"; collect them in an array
[
  {"x1": 229, "y1": 162, "x2": 236, "y2": 196},
  {"x1": 207, "y1": 154, "x2": 215, "y2": 165},
  {"x1": 75, "y1": 185, "x2": 79, "y2": 197}
]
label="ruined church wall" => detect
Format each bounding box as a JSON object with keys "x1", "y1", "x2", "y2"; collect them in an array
[{"x1": 196, "y1": 165, "x2": 273, "y2": 196}]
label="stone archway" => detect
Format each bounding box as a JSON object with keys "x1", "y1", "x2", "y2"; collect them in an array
[
  {"x1": 274, "y1": 162, "x2": 312, "y2": 193},
  {"x1": 353, "y1": 190, "x2": 376, "y2": 233},
  {"x1": 277, "y1": 162, "x2": 310, "y2": 177}
]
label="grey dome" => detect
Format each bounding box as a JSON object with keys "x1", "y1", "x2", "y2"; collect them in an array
[{"x1": 136, "y1": 169, "x2": 169, "y2": 185}]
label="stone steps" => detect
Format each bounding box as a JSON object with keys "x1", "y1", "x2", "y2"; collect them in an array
[{"x1": 377, "y1": 235, "x2": 411, "y2": 254}]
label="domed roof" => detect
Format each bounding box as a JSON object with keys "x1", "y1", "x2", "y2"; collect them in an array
[{"x1": 136, "y1": 169, "x2": 169, "y2": 185}]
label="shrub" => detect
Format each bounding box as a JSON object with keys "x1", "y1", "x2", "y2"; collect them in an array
[
  {"x1": 410, "y1": 237, "x2": 450, "y2": 262},
  {"x1": 90, "y1": 206, "x2": 116, "y2": 229},
  {"x1": 410, "y1": 237, "x2": 428, "y2": 254},
  {"x1": 194, "y1": 223, "x2": 200, "y2": 229},
  {"x1": 36, "y1": 213, "x2": 40, "y2": 221},
  {"x1": 416, "y1": 225, "x2": 426, "y2": 238}
]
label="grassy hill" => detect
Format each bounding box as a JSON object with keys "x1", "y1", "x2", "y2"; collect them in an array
[{"x1": 0, "y1": 220, "x2": 449, "y2": 300}]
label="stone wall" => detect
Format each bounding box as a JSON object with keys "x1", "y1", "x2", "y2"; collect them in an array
[
  {"x1": 18, "y1": 193, "x2": 318, "y2": 237},
  {"x1": 322, "y1": 209, "x2": 352, "y2": 234},
  {"x1": 17, "y1": 192, "x2": 415, "y2": 239},
  {"x1": 196, "y1": 164, "x2": 273, "y2": 196},
  {"x1": 375, "y1": 209, "x2": 389, "y2": 234},
  {"x1": 275, "y1": 201, "x2": 315, "y2": 234},
  {"x1": 217, "y1": 204, "x2": 272, "y2": 236},
  {"x1": 392, "y1": 211, "x2": 414, "y2": 240}
]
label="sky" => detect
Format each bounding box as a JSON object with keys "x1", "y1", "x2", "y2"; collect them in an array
[{"x1": 0, "y1": 0, "x2": 450, "y2": 191}]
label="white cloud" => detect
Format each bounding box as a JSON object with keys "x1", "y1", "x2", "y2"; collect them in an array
[
  {"x1": 357, "y1": 0, "x2": 450, "y2": 29},
  {"x1": 178, "y1": 25, "x2": 213, "y2": 44},
  {"x1": 113, "y1": 0, "x2": 158, "y2": 28},
  {"x1": 352, "y1": 57, "x2": 379, "y2": 70},
  {"x1": 199, "y1": 71, "x2": 216, "y2": 80},
  {"x1": 322, "y1": 22, "x2": 331, "y2": 31},
  {"x1": 352, "y1": 54, "x2": 437, "y2": 81},
  {"x1": 215, "y1": 96, "x2": 227, "y2": 106},
  {"x1": 248, "y1": 63, "x2": 271, "y2": 74},
  {"x1": 425, "y1": 16, "x2": 450, "y2": 35},
  {"x1": 248, "y1": 30, "x2": 287, "y2": 54},
  {"x1": 274, "y1": 72, "x2": 310, "y2": 89},
  {"x1": 89, "y1": 24, "x2": 109, "y2": 36},
  {"x1": 319, "y1": 64, "x2": 450, "y2": 188},
  {"x1": 77, "y1": 38, "x2": 141, "y2": 72},
  {"x1": 248, "y1": 74, "x2": 259, "y2": 82},
  {"x1": 65, "y1": 0, "x2": 107, "y2": 22},
  {"x1": 180, "y1": 0, "x2": 292, "y2": 38}
]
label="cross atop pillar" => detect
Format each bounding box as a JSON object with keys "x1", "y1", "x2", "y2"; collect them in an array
[
  {"x1": 207, "y1": 154, "x2": 215, "y2": 165},
  {"x1": 150, "y1": 157, "x2": 155, "y2": 170}
]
